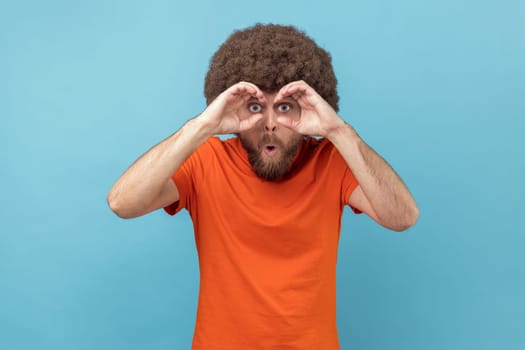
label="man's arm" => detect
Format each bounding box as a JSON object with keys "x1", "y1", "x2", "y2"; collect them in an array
[
  {"x1": 329, "y1": 125, "x2": 419, "y2": 231},
  {"x1": 107, "y1": 118, "x2": 212, "y2": 218},
  {"x1": 275, "y1": 80, "x2": 419, "y2": 231},
  {"x1": 107, "y1": 82, "x2": 265, "y2": 219}
]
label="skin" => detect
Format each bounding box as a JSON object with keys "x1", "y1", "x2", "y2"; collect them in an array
[
  {"x1": 275, "y1": 80, "x2": 419, "y2": 231},
  {"x1": 237, "y1": 92, "x2": 304, "y2": 181},
  {"x1": 107, "y1": 81, "x2": 419, "y2": 231}
]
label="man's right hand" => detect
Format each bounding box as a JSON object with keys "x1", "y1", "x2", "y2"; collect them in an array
[
  {"x1": 107, "y1": 81, "x2": 265, "y2": 218},
  {"x1": 198, "y1": 81, "x2": 265, "y2": 135}
]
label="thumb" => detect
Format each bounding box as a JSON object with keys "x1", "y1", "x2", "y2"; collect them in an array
[
  {"x1": 238, "y1": 114, "x2": 263, "y2": 131},
  {"x1": 276, "y1": 116, "x2": 296, "y2": 129}
]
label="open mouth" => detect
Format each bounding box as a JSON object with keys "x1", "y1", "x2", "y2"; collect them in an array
[{"x1": 263, "y1": 144, "x2": 278, "y2": 155}]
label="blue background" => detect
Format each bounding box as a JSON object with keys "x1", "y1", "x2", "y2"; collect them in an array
[{"x1": 2, "y1": 0, "x2": 524, "y2": 349}]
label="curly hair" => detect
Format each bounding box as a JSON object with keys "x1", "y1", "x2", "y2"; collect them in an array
[{"x1": 204, "y1": 23, "x2": 339, "y2": 111}]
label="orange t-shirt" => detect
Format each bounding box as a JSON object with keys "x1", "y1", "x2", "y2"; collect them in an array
[{"x1": 165, "y1": 136, "x2": 360, "y2": 350}]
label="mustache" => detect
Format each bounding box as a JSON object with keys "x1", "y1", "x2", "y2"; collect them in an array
[{"x1": 257, "y1": 134, "x2": 285, "y2": 148}]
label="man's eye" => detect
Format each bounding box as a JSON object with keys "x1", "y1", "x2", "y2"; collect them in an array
[
  {"x1": 248, "y1": 103, "x2": 262, "y2": 113},
  {"x1": 277, "y1": 103, "x2": 291, "y2": 113}
]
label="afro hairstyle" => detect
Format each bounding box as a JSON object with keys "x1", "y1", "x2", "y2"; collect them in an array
[{"x1": 204, "y1": 23, "x2": 339, "y2": 111}]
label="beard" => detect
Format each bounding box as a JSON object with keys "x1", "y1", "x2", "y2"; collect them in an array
[{"x1": 239, "y1": 133, "x2": 303, "y2": 181}]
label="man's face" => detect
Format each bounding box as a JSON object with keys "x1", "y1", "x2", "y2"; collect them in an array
[{"x1": 238, "y1": 91, "x2": 303, "y2": 181}]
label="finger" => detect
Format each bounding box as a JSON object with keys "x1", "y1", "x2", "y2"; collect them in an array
[
  {"x1": 226, "y1": 90, "x2": 264, "y2": 110},
  {"x1": 237, "y1": 90, "x2": 266, "y2": 111},
  {"x1": 238, "y1": 114, "x2": 263, "y2": 131},
  {"x1": 276, "y1": 116, "x2": 297, "y2": 130},
  {"x1": 276, "y1": 83, "x2": 310, "y2": 102},
  {"x1": 223, "y1": 86, "x2": 257, "y2": 106},
  {"x1": 232, "y1": 81, "x2": 264, "y2": 100},
  {"x1": 282, "y1": 85, "x2": 310, "y2": 99}
]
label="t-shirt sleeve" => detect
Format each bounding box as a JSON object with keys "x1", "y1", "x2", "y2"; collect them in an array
[
  {"x1": 163, "y1": 138, "x2": 213, "y2": 216},
  {"x1": 163, "y1": 162, "x2": 193, "y2": 216},
  {"x1": 341, "y1": 166, "x2": 362, "y2": 214},
  {"x1": 329, "y1": 140, "x2": 361, "y2": 214}
]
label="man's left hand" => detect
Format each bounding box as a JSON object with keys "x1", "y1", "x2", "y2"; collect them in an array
[{"x1": 274, "y1": 80, "x2": 346, "y2": 139}]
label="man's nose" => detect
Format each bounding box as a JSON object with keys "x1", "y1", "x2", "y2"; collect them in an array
[{"x1": 263, "y1": 110, "x2": 278, "y2": 132}]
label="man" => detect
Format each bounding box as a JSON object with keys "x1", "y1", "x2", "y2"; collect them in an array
[{"x1": 108, "y1": 24, "x2": 419, "y2": 350}]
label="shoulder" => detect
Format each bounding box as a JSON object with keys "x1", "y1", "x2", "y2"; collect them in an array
[
  {"x1": 201, "y1": 136, "x2": 237, "y2": 150},
  {"x1": 289, "y1": 137, "x2": 341, "y2": 176},
  {"x1": 194, "y1": 136, "x2": 249, "y2": 168},
  {"x1": 303, "y1": 137, "x2": 335, "y2": 150},
  {"x1": 182, "y1": 136, "x2": 225, "y2": 170},
  {"x1": 192, "y1": 136, "x2": 228, "y2": 157},
  {"x1": 201, "y1": 136, "x2": 224, "y2": 149},
  {"x1": 302, "y1": 137, "x2": 351, "y2": 179},
  {"x1": 300, "y1": 137, "x2": 340, "y2": 161}
]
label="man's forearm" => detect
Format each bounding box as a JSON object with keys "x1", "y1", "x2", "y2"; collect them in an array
[
  {"x1": 329, "y1": 123, "x2": 419, "y2": 228},
  {"x1": 107, "y1": 116, "x2": 213, "y2": 218}
]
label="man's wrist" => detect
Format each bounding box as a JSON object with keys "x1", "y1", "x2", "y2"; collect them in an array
[
  {"x1": 184, "y1": 114, "x2": 216, "y2": 141},
  {"x1": 326, "y1": 121, "x2": 359, "y2": 143}
]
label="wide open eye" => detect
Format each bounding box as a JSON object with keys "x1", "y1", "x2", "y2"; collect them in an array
[
  {"x1": 277, "y1": 103, "x2": 291, "y2": 113},
  {"x1": 248, "y1": 103, "x2": 262, "y2": 113}
]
